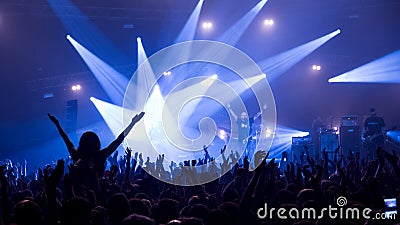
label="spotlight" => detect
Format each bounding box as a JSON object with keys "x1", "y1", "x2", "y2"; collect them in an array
[
  {"x1": 71, "y1": 84, "x2": 81, "y2": 91},
  {"x1": 265, "y1": 128, "x2": 273, "y2": 138},
  {"x1": 163, "y1": 71, "x2": 172, "y2": 76},
  {"x1": 202, "y1": 22, "x2": 213, "y2": 29},
  {"x1": 217, "y1": 129, "x2": 228, "y2": 142},
  {"x1": 312, "y1": 65, "x2": 321, "y2": 71},
  {"x1": 137, "y1": 37, "x2": 142, "y2": 43},
  {"x1": 262, "y1": 73, "x2": 267, "y2": 78},
  {"x1": 330, "y1": 29, "x2": 341, "y2": 37},
  {"x1": 66, "y1": 34, "x2": 71, "y2": 40},
  {"x1": 211, "y1": 74, "x2": 218, "y2": 79},
  {"x1": 263, "y1": 19, "x2": 274, "y2": 26}
]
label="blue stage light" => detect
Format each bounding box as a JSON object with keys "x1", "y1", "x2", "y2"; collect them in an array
[
  {"x1": 218, "y1": 0, "x2": 269, "y2": 45},
  {"x1": 67, "y1": 35, "x2": 129, "y2": 105},
  {"x1": 258, "y1": 29, "x2": 341, "y2": 82},
  {"x1": 328, "y1": 49, "x2": 400, "y2": 83},
  {"x1": 175, "y1": 0, "x2": 205, "y2": 43}
]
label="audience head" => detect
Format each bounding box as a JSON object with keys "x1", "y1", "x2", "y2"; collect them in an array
[
  {"x1": 121, "y1": 214, "x2": 155, "y2": 225},
  {"x1": 78, "y1": 131, "x2": 101, "y2": 156},
  {"x1": 204, "y1": 209, "x2": 229, "y2": 225},
  {"x1": 107, "y1": 193, "x2": 131, "y2": 225},
  {"x1": 14, "y1": 200, "x2": 42, "y2": 225},
  {"x1": 61, "y1": 197, "x2": 92, "y2": 225},
  {"x1": 152, "y1": 198, "x2": 180, "y2": 225}
]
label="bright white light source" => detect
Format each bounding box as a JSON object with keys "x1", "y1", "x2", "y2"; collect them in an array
[
  {"x1": 264, "y1": 19, "x2": 274, "y2": 26},
  {"x1": 211, "y1": 74, "x2": 218, "y2": 79},
  {"x1": 163, "y1": 71, "x2": 172, "y2": 76},
  {"x1": 329, "y1": 29, "x2": 341, "y2": 37},
  {"x1": 202, "y1": 22, "x2": 213, "y2": 29},
  {"x1": 312, "y1": 65, "x2": 321, "y2": 71},
  {"x1": 217, "y1": 129, "x2": 228, "y2": 142},
  {"x1": 71, "y1": 84, "x2": 81, "y2": 91},
  {"x1": 265, "y1": 128, "x2": 273, "y2": 138}
]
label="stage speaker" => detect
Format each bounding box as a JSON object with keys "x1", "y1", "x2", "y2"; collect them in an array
[
  {"x1": 291, "y1": 136, "x2": 314, "y2": 163},
  {"x1": 64, "y1": 99, "x2": 78, "y2": 133},
  {"x1": 320, "y1": 133, "x2": 339, "y2": 152},
  {"x1": 340, "y1": 126, "x2": 361, "y2": 156},
  {"x1": 319, "y1": 132, "x2": 338, "y2": 162}
]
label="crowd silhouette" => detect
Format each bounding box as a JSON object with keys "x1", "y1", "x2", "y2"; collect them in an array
[{"x1": 0, "y1": 111, "x2": 399, "y2": 225}]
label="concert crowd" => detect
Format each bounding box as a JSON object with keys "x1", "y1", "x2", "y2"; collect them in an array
[{"x1": 0, "y1": 111, "x2": 399, "y2": 225}]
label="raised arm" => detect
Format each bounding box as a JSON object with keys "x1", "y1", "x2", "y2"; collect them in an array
[
  {"x1": 253, "y1": 111, "x2": 261, "y2": 121},
  {"x1": 227, "y1": 103, "x2": 238, "y2": 121},
  {"x1": 48, "y1": 113, "x2": 78, "y2": 160},
  {"x1": 102, "y1": 112, "x2": 145, "y2": 157}
]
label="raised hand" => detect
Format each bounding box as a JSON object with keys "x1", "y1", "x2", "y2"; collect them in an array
[
  {"x1": 115, "y1": 112, "x2": 145, "y2": 143},
  {"x1": 243, "y1": 155, "x2": 250, "y2": 170},
  {"x1": 220, "y1": 145, "x2": 226, "y2": 154},
  {"x1": 254, "y1": 150, "x2": 267, "y2": 167},
  {"x1": 44, "y1": 159, "x2": 64, "y2": 190},
  {"x1": 125, "y1": 147, "x2": 132, "y2": 159},
  {"x1": 47, "y1": 113, "x2": 59, "y2": 124},
  {"x1": 132, "y1": 112, "x2": 145, "y2": 124},
  {"x1": 124, "y1": 147, "x2": 132, "y2": 181},
  {"x1": 139, "y1": 153, "x2": 143, "y2": 166},
  {"x1": 38, "y1": 168, "x2": 43, "y2": 181}
]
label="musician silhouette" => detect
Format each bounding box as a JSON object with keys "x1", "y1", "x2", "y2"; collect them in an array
[
  {"x1": 363, "y1": 108, "x2": 385, "y2": 159},
  {"x1": 227, "y1": 103, "x2": 261, "y2": 158}
]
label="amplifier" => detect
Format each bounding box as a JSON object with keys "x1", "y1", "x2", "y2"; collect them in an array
[
  {"x1": 292, "y1": 136, "x2": 312, "y2": 145},
  {"x1": 341, "y1": 115, "x2": 358, "y2": 126},
  {"x1": 291, "y1": 135, "x2": 314, "y2": 162},
  {"x1": 340, "y1": 125, "x2": 362, "y2": 155},
  {"x1": 320, "y1": 133, "x2": 339, "y2": 152}
]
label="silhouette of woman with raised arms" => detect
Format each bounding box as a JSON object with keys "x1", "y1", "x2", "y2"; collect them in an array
[{"x1": 48, "y1": 112, "x2": 145, "y2": 178}]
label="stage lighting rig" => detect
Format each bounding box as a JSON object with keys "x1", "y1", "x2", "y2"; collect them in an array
[
  {"x1": 263, "y1": 19, "x2": 274, "y2": 26},
  {"x1": 202, "y1": 21, "x2": 213, "y2": 29},
  {"x1": 71, "y1": 84, "x2": 81, "y2": 91},
  {"x1": 312, "y1": 65, "x2": 321, "y2": 71}
]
